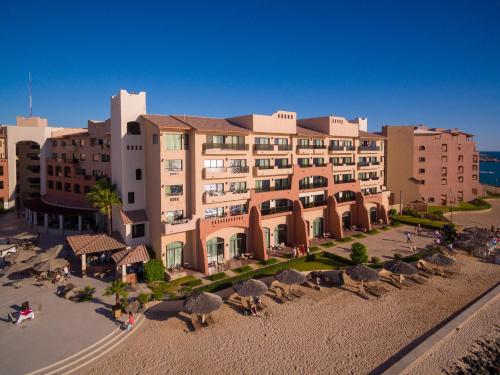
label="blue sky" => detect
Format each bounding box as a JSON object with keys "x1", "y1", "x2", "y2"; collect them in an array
[{"x1": 1, "y1": 1, "x2": 499, "y2": 150}]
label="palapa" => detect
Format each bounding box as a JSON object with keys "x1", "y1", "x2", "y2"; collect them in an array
[
  {"x1": 424, "y1": 253, "x2": 455, "y2": 267},
  {"x1": 383, "y1": 260, "x2": 418, "y2": 276},
  {"x1": 233, "y1": 279, "x2": 268, "y2": 298},
  {"x1": 346, "y1": 264, "x2": 380, "y2": 284},
  {"x1": 183, "y1": 292, "x2": 223, "y2": 324},
  {"x1": 33, "y1": 258, "x2": 69, "y2": 273},
  {"x1": 5, "y1": 249, "x2": 36, "y2": 263},
  {"x1": 274, "y1": 269, "x2": 306, "y2": 285}
]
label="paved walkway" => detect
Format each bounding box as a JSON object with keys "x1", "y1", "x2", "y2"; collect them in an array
[
  {"x1": 444, "y1": 198, "x2": 500, "y2": 228},
  {"x1": 0, "y1": 211, "x2": 123, "y2": 375}
]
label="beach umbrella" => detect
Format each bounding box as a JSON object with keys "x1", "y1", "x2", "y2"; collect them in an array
[
  {"x1": 233, "y1": 279, "x2": 268, "y2": 298},
  {"x1": 317, "y1": 270, "x2": 344, "y2": 286},
  {"x1": 183, "y1": 292, "x2": 223, "y2": 324},
  {"x1": 473, "y1": 245, "x2": 490, "y2": 259},
  {"x1": 31, "y1": 245, "x2": 64, "y2": 264},
  {"x1": 383, "y1": 260, "x2": 417, "y2": 284},
  {"x1": 346, "y1": 264, "x2": 380, "y2": 287},
  {"x1": 33, "y1": 258, "x2": 69, "y2": 273},
  {"x1": 274, "y1": 269, "x2": 306, "y2": 286},
  {"x1": 424, "y1": 253, "x2": 455, "y2": 268},
  {"x1": 5, "y1": 249, "x2": 36, "y2": 263}
]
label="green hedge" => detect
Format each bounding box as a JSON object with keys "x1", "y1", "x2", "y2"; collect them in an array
[
  {"x1": 258, "y1": 258, "x2": 279, "y2": 266},
  {"x1": 320, "y1": 241, "x2": 335, "y2": 248},
  {"x1": 366, "y1": 229, "x2": 380, "y2": 235},
  {"x1": 182, "y1": 279, "x2": 202, "y2": 287},
  {"x1": 338, "y1": 236, "x2": 353, "y2": 243},
  {"x1": 144, "y1": 260, "x2": 165, "y2": 282},
  {"x1": 353, "y1": 233, "x2": 366, "y2": 238},
  {"x1": 232, "y1": 265, "x2": 253, "y2": 274},
  {"x1": 207, "y1": 272, "x2": 227, "y2": 281},
  {"x1": 392, "y1": 215, "x2": 447, "y2": 229},
  {"x1": 322, "y1": 252, "x2": 356, "y2": 266}
]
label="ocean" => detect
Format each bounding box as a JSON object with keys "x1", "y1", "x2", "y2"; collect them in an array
[{"x1": 480, "y1": 151, "x2": 500, "y2": 187}]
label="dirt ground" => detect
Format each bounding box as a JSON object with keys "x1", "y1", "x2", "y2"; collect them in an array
[{"x1": 78, "y1": 254, "x2": 500, "y2": 375}]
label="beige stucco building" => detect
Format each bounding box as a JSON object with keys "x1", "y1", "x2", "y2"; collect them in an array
[{"x1": 382, "y1": 125, "x2": 481, "y2": 207}]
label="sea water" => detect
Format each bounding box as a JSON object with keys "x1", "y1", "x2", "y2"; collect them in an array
[{"x1": 479, "y1": 151, "x2": 500, "y2": 187}]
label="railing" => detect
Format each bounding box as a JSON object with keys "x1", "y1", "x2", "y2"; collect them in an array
[
  {"x1": 345, "y1": 162, "x2": 356, "y2": 165},
  {"x1": 203, "y1": 143, "x2": 249, "y2": 151},
  {"x1": 261, "y1": 205, "x2": 293, "y2": 215},
  {"x1": 335, "y1": 196, "x2": 356, "y2": 203},
  {"x1": 371, "y1": 176, "x2": 380, "y2": 180},
  {"x1": 256, "y1": 165, "x2": 274, "y2": 170},
  {"x1": 333, "y1": 163, "x2": 345, "y2": 166},
  {"x1": 335, "y1": 179, "x2": 356, "y2": 184},
  {"x1": 276, "y1": 164, "x2": 292, "y2": 169},
  {"x1": 299, "y1": 182, "x2": 328, "y2": 190},
  {"x1": 360, "y1": 177, "x2": 370, "y2": 181},
  {"x1": 302, "y1": 200, "x2": 327, "y2": 208},
  {"x1": 205, "y1": 166, "x2": 249, "y2": 174},
  {"x1": 358, "y1": 145, "x2": 380, "y2": 151},
  {"x1": 345, "y1": 146, "x2": 356, "y2": 151},
  {"x1": 296, "y1": 144, "x2": 327, "y2": 150},
  {"x1": 328, "y1": 145, "x2": 345, "y2": 151},
  {"x1": 371, "y1": 161, "x2": 381, "y2": 165},
  {"x1": 253, "y1": 144, "x2": 274, "y2": 151},
  {"x1": 357, "y1": 162, "x2": 370, "y2": 167},
  {"x1": 314, "y1": 163, "x2": 327, "y2": 167},
  {"x1": 277, "y1": 144, "x2": 293, "y2": 151}
]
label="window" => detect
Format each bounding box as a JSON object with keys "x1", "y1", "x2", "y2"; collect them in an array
[
  {"x1": 472, "y1": 175, "x2": 477, "y2": 180},
  {"x1": 204, "y1": 159, "x2": 223, "y2": 168},
  {"x1": 166, "y1": 242, "x2": 183, "y2": 269},
  {"x1": 458, "y1": 176, "x2": 463, "y2": 182},
  {"x1": 255, "y1": 180, "x2": 270, "y2": 191},
  {"x1": 229, "y1": 204, "x2": 247, "y2": 216},
  {"x1": 47, "y1": 180, "x2": 54, "y2": 189},
  {"x1": 165, "y1": 134, "x2": 189, "y2": 150},
  {"x1": 80, "y1": 154, "x2": 86, "y2": 161},
  {"x1": 420, "y1": 180, "x2": 425, "y2": 185},
  {"x1": 165, "y1": 210, "x2": 184, "y2": 223},
  {"x1": 52, "y1": 141, "x2": 57, "y2": 147},
  {"x1": 255, "y1": 137, "x2": 270, "y2": 144},
  {"x1": 47, "y1": 165, "x2": 53, "y2": 176},
  {"x1": 74, "y1": 184, "x2": 81, "y2": 194},
  {"x1": 64, "y1": 183, "x2": 71, "y2": 192},
  {"x1": 458, "y1": 155, "x2": 463, "y2": 162},
  {"x1": 472, "y1": 188, "x2": 477, "y2": 195},
  {"x1": 255, "y1": 159, "x2": 271, "y2": 168},
  {"x1": 131, "y1": 223, "x2": 145, "y2": 238},
  {"x1": 229, "y1": 159, "x2": 247, "y2": 167},
  {"x1": 92, "y1": 154, "x2": 99, "y2": 162},
  {"x1": 418, "y1": 168, "x2": 425, "y2": 174},
  {"x1": 205, "y1": 207, "x2": 224, "y2": 218},
  {"x1": 101, "y1": 154, "x2": 110, "y2": 162},
  {"x1": 441, "y1": 179, "x2": 447, "y2": 185},
  {"x1": 428, "y1": 197, "x2": 435, "y2": 203},
  {"x1": 298, "y1": 158, "x2": 310, "y2": 166},
  {"x1": 441, "y1": 167, "x2": 447, "y2": 176},
  {"x1": 297, "y1": 139, "x2": 310, "y2": 146},
  {"x1": 127, "y1": 121, "x2": 141, "y2": 135},
  {"x1": 418, "y1": 157, "x2": 425, "y2": 162},
  {"x1": 441, "y1": 144, "x2": 447, "y2": 152},
  {"x1": 418, "y1": 145, "x2": 425, "y2": 151},
  {"x1": 136, "y1": 169, "x2": 142, "y2": 180},
  {"x1": 165, "y1": 185, "x2": 183, "y2": 196},
  {"x1": 84, "y1": 186, "x2": 91, "y2": 194},
  {"x1": 229, "y1": 181, "x2": 247, "y2": 193},
  {"x1": 165, "y1": 159, "x2": 182, "y2": 171},
  {"x1": 473, "y1": 155, "x2": 478, "y2": 163},
  {"x1": 442, "y1": 156, "x2": 447, "y2": 162},
  {"x1": 274, "y1": 138, "x2": 288, "y2": 145},
  {"x1": 56, "y1": 181, "x2": 62, "y2": 191},
  {"x1": 152, "y1": 134, "x2": 159, "y2": 144},
  {"x1": 128, "y1": 192, "x2": 135, "y2": 204}
]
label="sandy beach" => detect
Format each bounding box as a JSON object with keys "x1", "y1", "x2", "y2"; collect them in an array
[{"x1": 79, "y1": 254, "x2": 500, "y2": 375}]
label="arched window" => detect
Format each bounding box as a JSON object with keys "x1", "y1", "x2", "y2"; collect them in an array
[
  {"x1": 166, "y1": 242, "x2": 183, "y2": 269},
  {"x1": 73, "y1": 184, "x2": 81, "y2": 194},
  {"x1": 206, "y1": 237, "x2": 224, "y2": 264}
]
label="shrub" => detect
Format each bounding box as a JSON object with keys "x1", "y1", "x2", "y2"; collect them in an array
[
  {"x1": 320, "y1": 241, "x2": 335, "y2": 248},
  {"x1": 388, "y1": 208, "x2": 397, "y2": 217},
  {"x1": 401, "y1": 255, "x2": 420, "y2": 263},
  {"x1": 371, "y1": 256, "x2": 380, "y2": 264},
  {"x1": 151, "y1": 288, "x2": 164, "y2": 301},
  {"x1": 76, "y1": 285, "x2": 96, "y2": 302},
  {"x1": 392, "y1": 215, "x2": 446, "y2": 229},
  {"x1": 353, "y1": 233, "x2": 366, "y2": 238},
  {"x1": 367, "y1": 229, "x2": 380, "y2": 235},
  {"x1": 182, "y1": 279, "x2": 202, "y2": 287},
  {"x1": 402, "y1": 208, "x2": 419, "y2": 217},
  {"x1": 137, "y1": 293, "x2": 150, "y2": 306},
  {"x1": 233, "y1": 266, "x2": 253, "y2": 274},
  {"x1": 306, "y1": 253, "x2": 316, "y2": 261},
  {"x1": 144, "y1": 259, "x2": 165, "y2": 282},
  {"x1": 309, "y1": 246, "x2": 320, "y2": 252},
  {"x1": 207, "y1": 272, "x2": 227, "y2": 281},
  {"x1": 339, "y1": 236, "x2": 353, "y2": 243},
  {"x1": 394, "y1": 253, "x2": 403, "y2": 260},
  {"x1": 323, "y1": 252, "x2": 355, "y2": 266},
  {"x1": 381, "y1": 226, "x2": 389, "y2": 231},
  {"x1": 350, "y1": 242, "x2": 368, "y2": 264},
  {"x1": 442, "y1": 223, "x2": 457, "y2": 244},
  {"x1": 258, "y1": 258, "x2": 278, "y2": 266}
]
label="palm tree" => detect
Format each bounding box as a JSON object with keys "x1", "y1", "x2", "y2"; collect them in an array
[
  {"x1": 86, "y1": 178, "x2": 121, "y2": 234},
  {"x1": 103, "y1": 279, "x2": 128, "y2": 306}
]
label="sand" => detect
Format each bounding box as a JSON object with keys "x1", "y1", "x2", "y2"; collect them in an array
[{"x1": 79, "y1": 254, "x2": 500, "y2": 375}]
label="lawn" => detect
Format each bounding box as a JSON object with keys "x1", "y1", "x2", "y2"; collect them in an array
[
  {"x1": 428, "y1": 199, "x2": 491, "y2": 214},
  {"x1": 392, "y1": 215, "x2": 447, "y2": 229}
]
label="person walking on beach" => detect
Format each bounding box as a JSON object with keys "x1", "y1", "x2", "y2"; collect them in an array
[
  {"x1": 406, "y1": 232, "x2": 412, "y2": 244},
  {"x1": 126, "y1": 312, "x2": 135, "y2": 331}
]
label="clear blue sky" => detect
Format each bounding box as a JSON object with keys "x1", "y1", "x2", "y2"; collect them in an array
[{"x1": 1, "y1": 1, "x2": 499, "y2": 150}]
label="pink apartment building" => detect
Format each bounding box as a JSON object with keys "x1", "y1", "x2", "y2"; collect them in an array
[{"x1": 382, "y1": 125, "x2": 481, "y2": 207}]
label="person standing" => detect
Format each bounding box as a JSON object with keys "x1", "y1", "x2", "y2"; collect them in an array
[
  {"x1": 126, "y1": 312, "x2": 135, "y2": 331},
  {"x1": 406, "y1": 232, "x2": 412, "y2": 244}
]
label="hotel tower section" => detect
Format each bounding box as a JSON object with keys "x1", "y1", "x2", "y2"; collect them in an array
[{"x1": 110, "y1": 91, "x2": 391, "y2": 276}]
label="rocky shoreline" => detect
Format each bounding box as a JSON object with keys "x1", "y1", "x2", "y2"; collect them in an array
[{"x1": 447, "y1": 332, "x2": 500, "y2": 375}]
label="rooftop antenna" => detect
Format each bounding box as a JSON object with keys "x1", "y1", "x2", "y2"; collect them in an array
[{"x1": 28, "y1": 72, "x2": 33, "y2": 117}]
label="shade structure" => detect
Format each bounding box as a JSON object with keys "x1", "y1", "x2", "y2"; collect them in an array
[
  {"x1": 3, "y1": 261, "x2": 34, "y2": 275},
  {"x1": 473, "y1": 245, "x2": 490, "y2": 259},
  {"x1": 233, "y1": 279, "x2": 268, "y2": 297},
  {"x1": 424, "y1": 253, "x2": 455, "y2": 267},
  {"x1": 183, "y1": 292, "x2": 223, "y2": 315},
  {"x1": 274, "y1": 269, "x2": 306, "y2": 285},
  {"x1": 383, "y1": 260, "x2": 418, "y2": 276},
  {"x1": 33, "y1": 258, "x2": 69, "y2": 273},
  {"x1": 5, "y1": 249, "x2": 36, "y2": 263},
  {"x1": 13, "y1": 233, "x2": 38, "y2": 241},
  {"x1": 346, "y1": 264, "x2": 380, "y2": 283}
]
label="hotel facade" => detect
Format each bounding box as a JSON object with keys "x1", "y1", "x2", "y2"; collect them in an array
[{"x1": 1, "y1": 90, "x2": 390, "y2": 275}]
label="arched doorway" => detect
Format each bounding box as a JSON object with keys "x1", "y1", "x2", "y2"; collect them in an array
[
  {"x1": 206, "y1": 237, "x2": 224, "y2": 264},
  {"x1": 274, "y1": 224, "x2": 287, "y2": 246},
  {"x1": 229, "y1": 233, "x2": 246, "y2": 258},
  {"x1": 263, "y1": 227, "x2": 271, "y2": 253},
  {"x1": 166, "y1": 241, "x2": 183, "y2": 270},
  {"x1": 370, "y1": 207, "x2": 378, "y2": 223},
  {"x1": 312, "y1": 217, "x2": 324, "y2": 238},
  {"x1": 342, "y1": 211, "x2": 351, "y2": 229}
]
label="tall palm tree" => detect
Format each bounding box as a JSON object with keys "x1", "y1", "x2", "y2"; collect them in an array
[
  {"x1": 86, "y1": 178, "x2": 121, "y2": 234},
  {"x1": 103, "y1": 279, "x2": 128, "y2": 306}
]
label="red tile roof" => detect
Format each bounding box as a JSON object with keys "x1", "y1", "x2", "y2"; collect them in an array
[
  {"x1": 296, "y1": 126, "x2": 326, "y2": 137},
  {"x1": 359, "y1": 130, "x2": 386, "y2": 139},
  {"x1": 141, "y1": 115, "x2": 192, "y2": 130},
  {"x1": 67, "y1": 233, "x2": 125, "y2": 255},
  {"x1": 120, "y1": 209, "x2": 148, "y2": 225},
  {"x1": 112, "y1": 245, "x2": 150, "y2": 266},
  {"x1": 173, "y1": 115, "x2": 251, "y2": 134}
]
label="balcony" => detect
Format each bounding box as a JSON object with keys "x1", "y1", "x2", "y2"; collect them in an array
[
  {"x1": 336, "y1": 196, "x2": 356, "y2": 203},
  {"x1": 302, "y1": 200, "x2": 327, "y2": 209},
  {"x1": 296, "y1": 145, "x2": 327, "y2": 155},
  {"x1": 371, "y1": 161, "x2": 381, "y2": 165},
  {"x1": 255, "y1": 185, "x2": 291, "y2": 193},
  {"x1": 345, "y1": 146, "x2": 356, "y2": 151},
  {"x1": 254, "y1": 165, "x2": 293, "y2": 177},
  {"x1": 299, "y1": 182, "x2": 328, "y2": 190},
  {"x1": 203, "y1": 166, "x2": 249, "y2": 179},
  {"x1": 261, "y1": 205, "x2": 293, "y2": 216},
  {"x1": 358, "y1": 145, "x2": 380, "y2": 152},
  {"x1": 253, "y1": 144, "x2": 292, "y2": 155},
  {"x1": 357, "y1": 162, "x2": 370, "y2": 167},
  {"x1": 203, "y1": 143, "x2": 249, "y2": 155},
  {"x1": 298, "y1": 164, "x2": 313, "y2": 168},
  {"x1": 335, "y1": 179, "x2": 356, "y2": 184},
  {"x1": 203, "y1": 190, "x2": 250, "y2": 204},
  {"x1": 163, "y1": 216, "x2": 197, "y2": 235},
  {"x1": 328, "y1": 145, "x2": 345, "y2": 152}
]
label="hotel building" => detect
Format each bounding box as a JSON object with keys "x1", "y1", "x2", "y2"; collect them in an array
[
  {"x1": 382, "y1": 125, "x2": 481, "y2": 207},
  {"x1": 2, "y1": 90, "x2": 390, "y2": 276}
]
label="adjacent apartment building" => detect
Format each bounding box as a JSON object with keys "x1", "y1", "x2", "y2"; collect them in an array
[{"x1": 382, "y1": 125, "x2": 481, "y2": 207}]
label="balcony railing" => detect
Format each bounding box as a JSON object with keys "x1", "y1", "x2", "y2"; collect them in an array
[
  {"x1": 357, "y1": 162, "x2": 370, "y2": 167},
  {"x1": 358, "y1": 145, "x2": 380, "y2": 151},
  {"x1": 371, "y1": 161, "x2": 381, "y2": 165},
  {"x1": 302, "y1": 200, "x2": 327, "y2": 208},
  {"x1": 299, "y1": 164, "x2": 312, "y2": 168},
  {"x1": 335, "y1": 179, "x2": 356, "y2": 184},
  {"x1": 336, "y1": 196, "x2": 356, "y2": 203},
  {"x1": 314, "y1": 163, "x2": 327, "y2": 167},
  {"x1": 296, "y1": 144, "x2": 327, "y2": 150},
  {"x1": 333, "y1": 163, "x2": 345, "y2": 167},
  {"x1": 328, "y1": 145, "x2": 345, "y2": 151},
  {"x1": 255, "y1": 185, "x2": 291, "y2": 193},
  {"x1": 203, "y1": 143, "x2": 249, "y2": 151},
  {"x1": 345, "y1": 162, "x2": 356, "y2": 166},
  {"x1": 261, "y1": 205, "x2": 293, "y2": 216},
  {"x1": 256, "y1": 165, "x2": 274, "y2": 170},
  {"x1": 371, "y1": 176, "x2": 380, "y2": 180},
  {"x1": 345, "y1": 146, "x2": 356, "y2": 151},
  {"x1": 254, "y1": 144, "x2": 274, "y2": 151},
  {"x1": 277, "y1": 144, "x2": 293, "y2": 151},
  {"x1": 299, "y1": 182, "x2": 328, "y2": 190}
]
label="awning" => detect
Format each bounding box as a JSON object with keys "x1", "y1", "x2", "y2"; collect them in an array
[{"x1": 111, "y1": 245, "x2": 150, "y2": 266}]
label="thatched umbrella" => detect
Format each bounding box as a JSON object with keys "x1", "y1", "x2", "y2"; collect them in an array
[
  {"x1": 317, "y1": 270, "x2": 344, "y2": 286},
  {"x1": 5, "y1": 249, "x2": 36, "y2": 263},
  {"x1": 33, "y1": 258, "x2": 68, "y2": 273},
  {"x1": 274, "y1": 269, "x2": 306, "y2": 292},
  {"x1": 346, "y1": 264, "x2": 380, "y2": 287},
  {"x1": 183, "y1": 292, "x2": 223, "y2": 324},
  {"x1": 383, "y1": 260, "x2": 417, "y2": 283},
  {"x1": 473, "y1": 245, "x2": 490, "y2": 259},
  {"x1": 233, "y1": 279, "x2": 268, "y2": 298},
  {"x1": 424, "y1": 253, "x2": 456, "y2": 273}
]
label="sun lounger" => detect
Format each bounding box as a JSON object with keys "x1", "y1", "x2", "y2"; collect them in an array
[
  {"x1": 380, "y1": 276, "x2": 403, "y2": 289},
  {"x1": 272, "y1": 287, "x2": 288, "y2": 303},
  {"x1": 364, "y1": 285, "x2": 382, "y2": 298},
  {"x1": 290, "y1": 288, "x2": 305, "y2": 298},
  {"x1": 406, "y1": 275, "x2": 426, "y2": 284}
]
